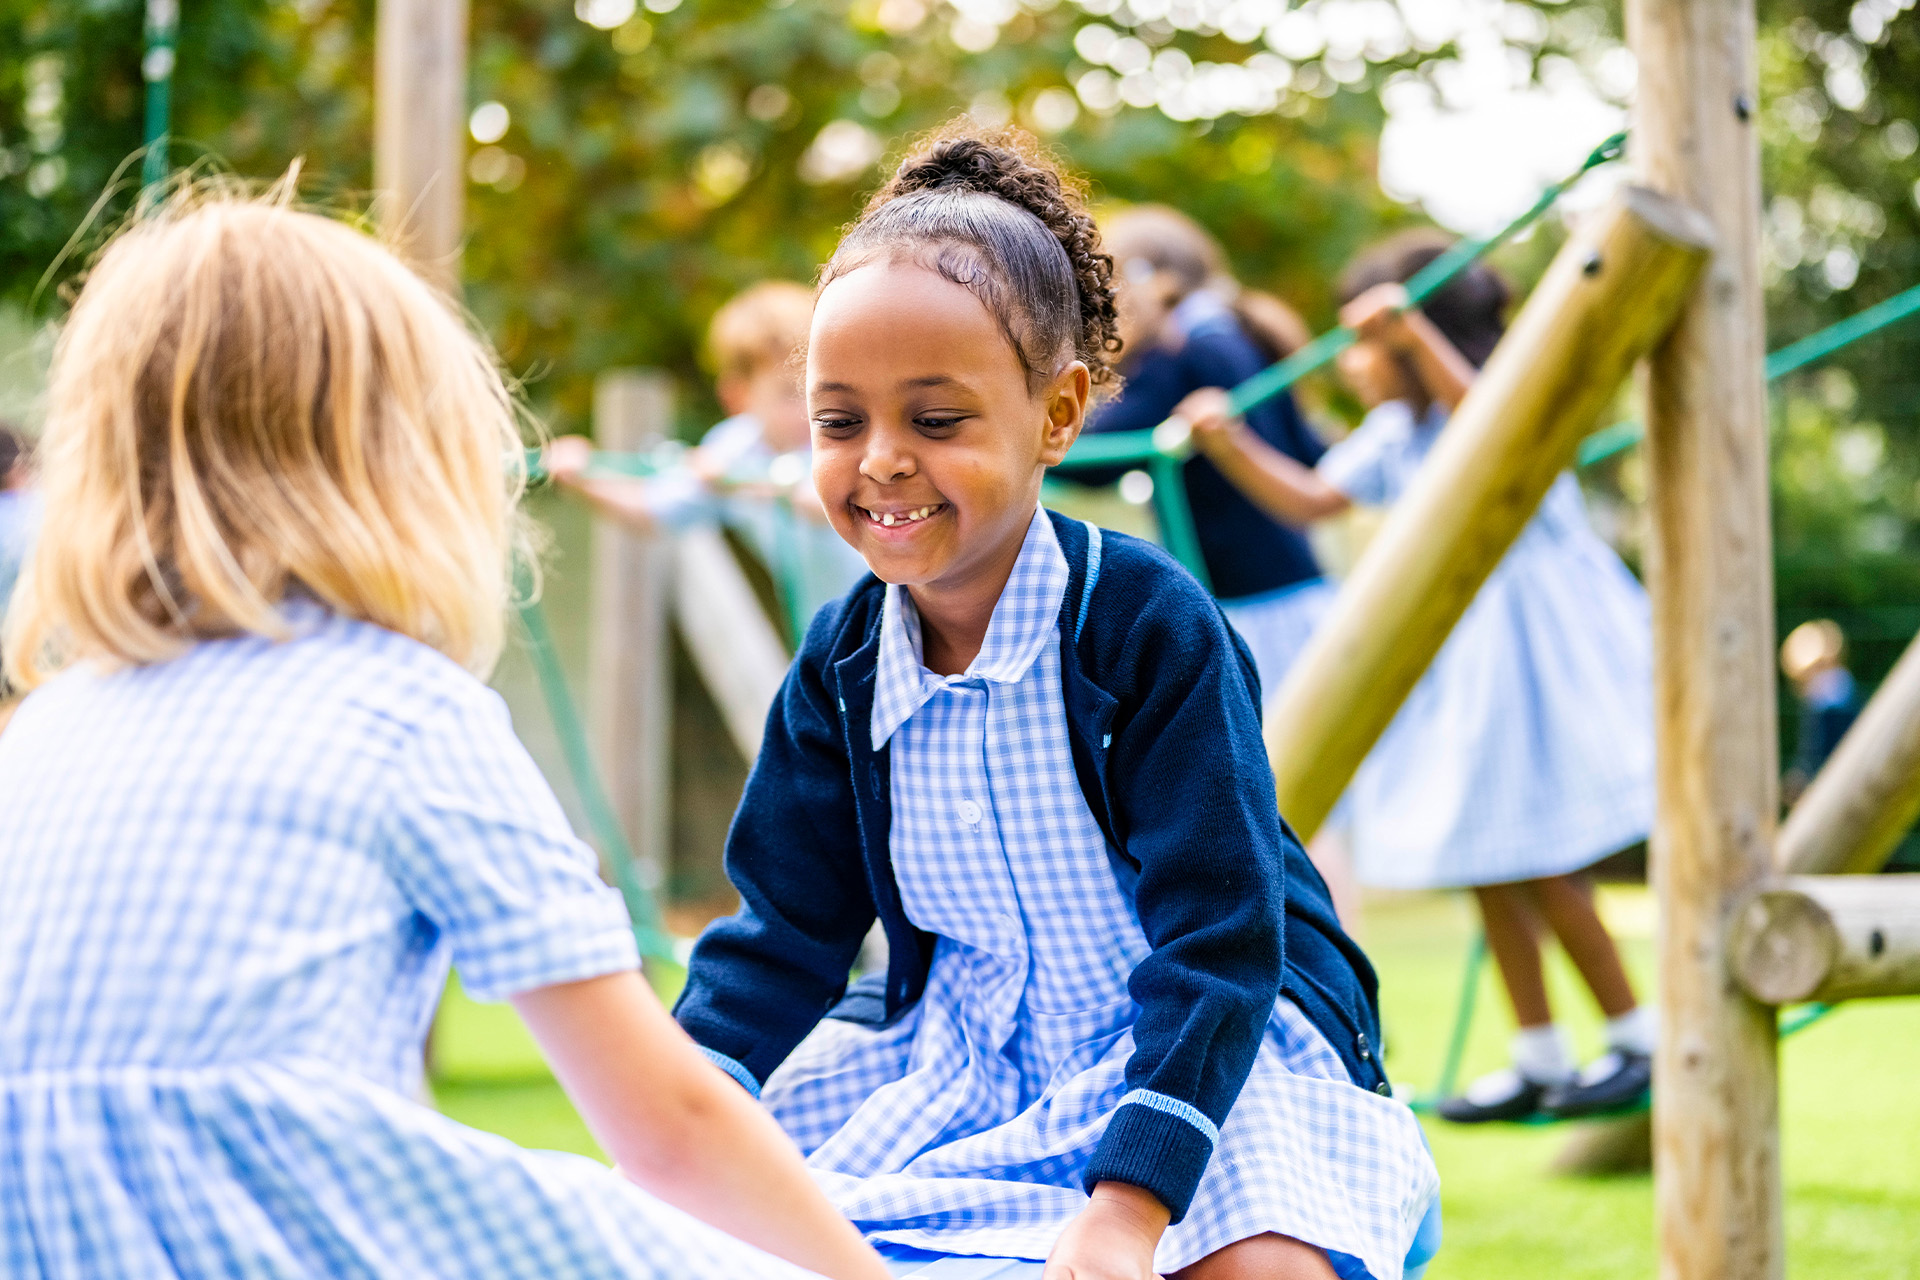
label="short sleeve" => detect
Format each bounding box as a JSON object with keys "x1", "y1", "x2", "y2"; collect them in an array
[
  {"x1": 1316, "y1": 401, "x2": 1414, "y2": 507},
  {"x1": 382, "y1": 685, "x2": 640, "y2": 1002}
]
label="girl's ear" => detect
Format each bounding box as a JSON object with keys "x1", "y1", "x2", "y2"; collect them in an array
[{"x1": 1038, "y1": 361, "x2": 1092, "y2": 467}]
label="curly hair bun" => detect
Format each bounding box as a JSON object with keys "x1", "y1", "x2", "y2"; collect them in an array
[{"x1": 825, "y1": 124, "x2": 1121, "y2": 389}]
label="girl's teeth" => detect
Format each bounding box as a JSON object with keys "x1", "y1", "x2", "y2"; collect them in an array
[{"x1": 882, "y1": 513, "x2": 897, "y2": 526}]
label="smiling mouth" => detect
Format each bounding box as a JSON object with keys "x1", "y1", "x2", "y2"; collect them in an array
[{"x1": 856, "y1": 503, "x2": 948, "y2": 528}]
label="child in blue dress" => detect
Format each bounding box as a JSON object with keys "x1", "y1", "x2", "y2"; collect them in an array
[
  {"x1": 0, "y1": 191, "x2": 890, "y2": 1280},
  {"x1": 1175, "y1": 231, "x2": 1658, "y2": 1124},
  {"x1": 673, "y1": 130, "x2": 1439, "y2": 1280}
]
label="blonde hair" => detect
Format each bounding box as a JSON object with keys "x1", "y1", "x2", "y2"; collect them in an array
[
  {"x1": 2, "y1": 183, "x2": 528, "y2": 689},
  {"x1": 705, "y1": 281, "x2": 814, "y2": 384},
  {"x1": 1781, "y1": 619, "x2": 1846, "y2": 683}
]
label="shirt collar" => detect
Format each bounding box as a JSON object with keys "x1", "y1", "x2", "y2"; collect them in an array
[{"x1": 870, "y1": 506, "x2": 1068, "y2": 749}]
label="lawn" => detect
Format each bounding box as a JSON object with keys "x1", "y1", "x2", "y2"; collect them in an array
[{"x1": 432, "y1": 886, "x2": 1920, "y2": 1276}]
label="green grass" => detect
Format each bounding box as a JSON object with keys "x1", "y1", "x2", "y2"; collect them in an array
[{"x1": 431, "y1": 889, "x2": 1920, "y2": 1275}]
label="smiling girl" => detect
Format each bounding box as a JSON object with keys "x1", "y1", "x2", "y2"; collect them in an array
[{"x1": 672, "y1": 130, "x2": 1439, "y2": 1280}]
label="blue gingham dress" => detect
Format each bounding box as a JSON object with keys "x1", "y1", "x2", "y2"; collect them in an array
[
  {"x1": 0, "y1": 604, "x2": 822, "y2": 1279},
  {"x1": 1319, "y1": 400, "x2": 1656, "y2": 889},
  {"x1": 758, "y1": 509, "x2": 1437, "y2": 1279}
]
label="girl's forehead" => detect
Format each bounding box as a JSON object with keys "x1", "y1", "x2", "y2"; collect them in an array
[{"x1": 808, "y1": 261, "x2": 1028, "y2": 383}]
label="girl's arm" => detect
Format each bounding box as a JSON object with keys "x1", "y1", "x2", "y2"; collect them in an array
[
  {"x1": 1174, "y1": 387, "x2": 1351, "y2": 525},
  {"x1": 542, "y1": 435, "x2": 664, "y2": 535},
  {"x1": 515, "y1": 971, "x2": 891, "y2": 1280},
  {"x1": 1341, "y1": 283, "x2": 1478, "y2": 412}
]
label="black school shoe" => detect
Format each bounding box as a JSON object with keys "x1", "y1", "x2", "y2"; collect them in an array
[
  {"x1": 1541, "y1": 1049, "x2": 1652, "y2": 1119},
  {"x1": 1436, "y1": 1068, "x2": 1554, "y2": 1123}
]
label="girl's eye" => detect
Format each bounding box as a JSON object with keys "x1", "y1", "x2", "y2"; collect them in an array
[
  {"x1": 914, "y1": 416, "x2": 965, "y2": 433},
  {"x1": 815, "y1": 416, "x2": 862, "y2": 433}
]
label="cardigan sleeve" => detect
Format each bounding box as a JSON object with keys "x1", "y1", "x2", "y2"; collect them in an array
[
  {"x1": 671, "y1": 607, "x2": 878, "y2": 1090},
  {"x1": 1079, "y1": 564, "x2": 1289, "y2": 1222}
]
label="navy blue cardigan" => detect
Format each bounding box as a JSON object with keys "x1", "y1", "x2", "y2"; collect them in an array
[{"x1": 674, "y1": 511, "x2": 1385, "y2": 1220}]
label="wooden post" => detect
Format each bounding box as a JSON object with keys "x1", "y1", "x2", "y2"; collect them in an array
[
  {"x1": 1265, "y1": 188, "x2": 1712, "y2": 838},
  {"x1": 671, "y1": 527, "x2": 792, "y2": 762},
  {"x1": 1729, "y1": 875, "x2": 1920, "y2": 1004},
  {"x1": 590, "y1": 371, "x2": 674, "y2": 901},
  {"x1": 1778, "y1": 632, "x2": 1920, "y2": 875},
  {"x1": 374, "y1": 0, "x2": 468, "y2": 288},
  {"x1": 1627, "y1": 0, "x2": 1782, "y2": 1265}
]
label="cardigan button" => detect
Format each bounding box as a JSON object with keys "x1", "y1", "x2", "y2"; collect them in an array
[
  {"x1": 1375, "y1": 1081, "x2": 1392, "y2": 1096},
  {"x1": 1356, "y1": 1032, "x2": 1372, "y2": 1061}
]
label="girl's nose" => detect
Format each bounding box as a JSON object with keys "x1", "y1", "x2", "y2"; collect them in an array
[{"x1": 859, "y1": 425, "x2": 916, "y2": 484}]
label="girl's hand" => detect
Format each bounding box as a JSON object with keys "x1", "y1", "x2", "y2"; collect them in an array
[
  {"x1": 1172, "y1": 387, "x2": 1241, "y2": 460},
  {"x1": 1042, "y1": 1182, "x2": 1170, "y2": 1280},
  {"x1": 1338, "y1": 283, "x2": 1413, "y2": 349},
  {"x1": 542, "y1": 435, "x2": 595, "y2": 486}
]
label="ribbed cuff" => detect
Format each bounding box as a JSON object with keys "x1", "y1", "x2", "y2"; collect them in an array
[
  {"x1": 698, "y1": 1046, "x2": 761, "y2": 1097},
  {"x1": 1082, "y1": 1091, "x2": 1218, "y2": 1223}
]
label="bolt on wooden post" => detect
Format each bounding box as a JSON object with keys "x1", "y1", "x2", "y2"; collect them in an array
[{"x1": 1627, "y1": 0, "x2": 1783, "y2": 1268}]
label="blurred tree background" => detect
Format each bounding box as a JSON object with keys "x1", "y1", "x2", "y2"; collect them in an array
[{"x1": 1, "y1": 0, "x2": 1917, "y2": 670}]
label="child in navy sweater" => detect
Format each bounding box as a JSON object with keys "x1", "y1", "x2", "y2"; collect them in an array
[{"x1": 674, "y1": 129, "x2": 1439, "y2": 1280}]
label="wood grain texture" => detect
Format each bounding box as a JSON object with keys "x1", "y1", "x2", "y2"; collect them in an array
[
  {"x1": 589, "y1": 371, "x2": 673, "y2": 900},
  {"x1": 1778, "y1": 632, "x2": 1920, "y2": 875},
  {"x1": 1729, "y1": 875, "x2": 1920, "y2": 1004},
  {"x1": 1627, "y1": 0, "x2": 1783, "y2": 1269},
  {"x1": 374, "y1": 0, "x2": 468, "y2": 288},
  {"x1": 1264, "y1": 187, "x2": 1711, "y2": 840},
  {"x1": 671, "y1": 527, "x2": 790, "y2": 762}
]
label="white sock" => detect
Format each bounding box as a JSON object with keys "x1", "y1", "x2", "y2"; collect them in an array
[
  {"x1": 1510, "y1": 1024, "x2": 1576, "y2": 1085},
  {"x1": 1605, "y1": 1006, "x2": 1658, "y2": 1056}
]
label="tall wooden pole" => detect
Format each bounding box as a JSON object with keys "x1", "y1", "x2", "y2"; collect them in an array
[
  {"x1": 590, "y1": 371, "x2": 674, "y2": 901},
  {"x1": 1627, "y1": 0, "x2": 1783, "y2": 1270},
  {"x1": 374, "y1": 0, "x2": 468, "y2": 288}
]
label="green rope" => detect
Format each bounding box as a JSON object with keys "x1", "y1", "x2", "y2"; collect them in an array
[
  {"x1": 1055, "y1": 131, "x2": 1629, "y2": 478},
  {"x1": 515, "y1": 588, "x2": 678, "y2": 966},
  {"x1": 141, "y1": 0, "x2": 178, "y2": 189},
  {"x1": 1576, "y1": 279, "x2": 1920, "y2": 469}
]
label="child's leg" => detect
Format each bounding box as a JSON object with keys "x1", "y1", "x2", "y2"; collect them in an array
[
  {"x1": 1172, "y1": 1232, "x2": 1340, "y2": 1280},
  {"x1": 1473, "y1": 882, "x2": 1552, "y2": 1028},
  {"x1": 1528, "y1": 872, "x2": 1636, "y2": 1018}
]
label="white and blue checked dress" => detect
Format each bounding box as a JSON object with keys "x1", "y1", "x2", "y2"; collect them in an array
[
  {"x1": 0, "y1": 603, "x2": 822, "y2": 1279},
  {"x1": 758, "y1": 510, "x2": 1438, "y2": 1280},
  {"x1": 1319, "y1": 400, "x2": 1656, "y2": 889}
]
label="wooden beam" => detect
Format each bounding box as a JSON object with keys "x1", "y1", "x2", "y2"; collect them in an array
[
  {"x1": 1778, "y1": 632, "x2": 1920, "y2": 875},
  {"x1": 671, "y1": 527, "x2": 791, "y2": 762},
  {"x1": 1628, "y1": 0, "x2": 1782, "y2": 1265},
  {"x1": 1264, "y1": 187, "x2": 1712, "y2": 839},
  {"x1": 374, "y1": 0, "x2": 468, "y2": 288},
  {"x1": 1730, "y1": 875, "x2": 1920, "y2": 1004},
  {"x1": 589, "y1": 371, "x2": 673, "y2": 903}
]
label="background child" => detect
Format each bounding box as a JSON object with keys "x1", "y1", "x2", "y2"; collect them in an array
[
  {"x1": 673, "y1": 129, "x2": 1439, "y2": 1280},
  {"x1": 0, "y1": 189, "x2": 888, "y2": 1280},
  {"x1": 1087, "y1": 205, "x2": 1332, "y2": 697},
  {"x1": 548, "y1": 281, "x2": 868, "y2": 634},
  {"x1": 1780, "y1": 618, "x2": 1863, "y2": 804},
  {"x1": 1177, "y1": 231, "x2": 1658, "y2": 1124}
]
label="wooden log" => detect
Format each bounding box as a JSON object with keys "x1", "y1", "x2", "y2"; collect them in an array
[
  {"x1": 374, "y1": 0, "x2": 468, "y2": 289},
  {"x1": 671, "y1": 526, "x2": 791, "y2": 762},
  {"x1": 1628, "y1": 0, "x2": 1783, "y2": 1266},
  {"x1": 1729, "y1": 875, "x2": 1920, "y2": 1004},
  {"x1": 1264, "y1": 187, "x2": 1712, "y2": 840},
  {"x1": 589, "y1": 371, "x2": 673, "y2": 901},
  {"x1": 1778, "y1": 632, "x2": 1920, "y2": 875}
]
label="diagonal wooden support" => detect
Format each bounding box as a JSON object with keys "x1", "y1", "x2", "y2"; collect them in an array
[
  {"x1": 1729, "y1": 875, "x2": 1920, "y2": 1003},
  {"x1": 1264, "y1": 187, "x2": 1713, "y2": 840},
  {"x1": 1778, "y1": 631, "x2": 1920, "y2": 875}
]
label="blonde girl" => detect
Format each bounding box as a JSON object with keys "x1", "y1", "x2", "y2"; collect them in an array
[{"x1": 0, "y1": 187, "x2": 888, "y2": 1280}]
